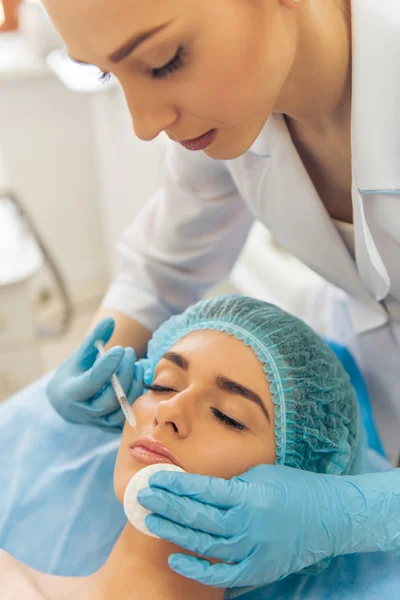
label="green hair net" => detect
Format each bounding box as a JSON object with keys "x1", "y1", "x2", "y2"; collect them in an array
[{"x1": 142, "y1": 294, "x2": 360, "y2": 476}]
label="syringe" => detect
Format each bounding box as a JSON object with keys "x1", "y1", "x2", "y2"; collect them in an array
[{"x1": 94, "y1": 340, "x2": 137, "y2": 428}]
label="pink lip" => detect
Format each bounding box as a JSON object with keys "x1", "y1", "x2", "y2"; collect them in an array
[
  {"x1": 130, "y1": 437, "x2": 180, "y2": 467},
  {"x1": 179, "y1": 129, "x2": 217, "y2": 151}
]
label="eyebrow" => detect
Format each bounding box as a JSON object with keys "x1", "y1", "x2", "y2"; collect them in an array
[
  {"x1": 216, "y1": 375, "x2": 270, "y2": 423},
  {"x1": 108, "y1": 22, "x2": 172, "y2": 63},
  {"x1": 163, "y1": 351, "x2": 190, "y2": 372},
  {"x1": 68, "y1": 21, "x2": 172, "y2": 67},
  {"x1": 162, "y1": 352, "x2": 271, "y2": 422}
]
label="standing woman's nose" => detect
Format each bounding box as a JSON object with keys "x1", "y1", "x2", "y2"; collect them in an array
[{"x1": 120, "y1": 75, "x2": 179, "y2": 141}]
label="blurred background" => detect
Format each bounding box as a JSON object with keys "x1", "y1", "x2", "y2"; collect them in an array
[{"x1": 0, "y1": 0, "x2": 322, "y2": 402}]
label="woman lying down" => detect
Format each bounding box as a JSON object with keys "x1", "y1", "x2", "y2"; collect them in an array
[{"x1": 1, "y1": 295, "x2": 366, "y2": 599}]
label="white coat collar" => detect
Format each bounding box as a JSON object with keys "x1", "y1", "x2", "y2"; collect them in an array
[
  {"x1": 246, "y1": 0, "x2": 400, "y2": 332},
  {"x1": 247, "y1": 117, "x2": 275, "y2": 157},
  {"x1": 350, "y1": 0, "x2": 400, "y2": 307}
]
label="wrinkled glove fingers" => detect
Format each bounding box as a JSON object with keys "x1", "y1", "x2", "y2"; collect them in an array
[
  {"x1": 60, "y1": 401, "x2": 121, "y2": 431},
  {"x1": 138, "y1": 488, "x2": 240, "y2": 537},
  {"x1": 168, "y1": 554, "x2": 244, "y2": 588},
  {"x1": 70, "y1": 347, "x2": 124, "y2": 402},
  {"x1": 74, "y1": 349, "x2": 139, "y2": 418},
  {"x1": 102, "y1": 406, "x2": 126, "y2": 429},
  {"x1": 78, "y1": 318, "x2": 116, "y2": 369},
  {"x1": 145, "y1": 514, "x2": 241, "y2": 562},
  {"x1": 77, "y1": 387, "x2": 118, "y2": 417},
  {"x1": 81, "y1": 413, "x2": 124, "y2": 434},
  {"x1": 149, "y1": 471, "x2": 238, "y2": 509}
]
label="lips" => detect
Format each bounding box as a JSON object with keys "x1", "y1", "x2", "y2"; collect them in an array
[
  {"x1": 130, "y1": 437, "x2": 180, "y2": 467},
  {"x1": 178, "y1": 129, "x2": 217, "y2": 151}
]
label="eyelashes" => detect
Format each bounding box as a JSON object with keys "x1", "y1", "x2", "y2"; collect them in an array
[
  {"x1": 151, "y1": 45, "x2": 185, "y2": 79},
  {"x1": 98, "y1": 45, "x2": 186, "y2": 84},
  {"x1": 143, "y1": 383, "x2": 248, "y2": 432},
  {"x1": 211, "y1": 408, "x2": 248, "y2": 432},
  {"x1": 143, "y1": 382, "x2": 176, "y2": 393},
  {"x1": 98, "y1": 71, "x2": 112, "y2": 83}
]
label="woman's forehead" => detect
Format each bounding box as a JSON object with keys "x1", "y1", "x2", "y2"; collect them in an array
[
  {"x1": 44, "y1": 0, "x2": 174, "y2": 23},
  {"x1": 43, "y1": 0, "x2": 187, "y2": 58},
  {"x1": 164, "y1": 330, "x2": 273, "y2": 407},
  {"x1": 169, "y1": 330, "x2": 266, "y2": 375}
]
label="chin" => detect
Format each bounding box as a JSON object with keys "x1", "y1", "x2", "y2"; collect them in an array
[
  {"x1": 204, "y1": 147, "x2": 240, "y2": 160},
  {"x1": 204, "y1": 134, "x2": 258, "y2": 161}
]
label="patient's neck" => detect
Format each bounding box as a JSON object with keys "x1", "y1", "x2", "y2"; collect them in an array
[{"x1": 91, "y1": 523, "x2": 225, "y2": 600}]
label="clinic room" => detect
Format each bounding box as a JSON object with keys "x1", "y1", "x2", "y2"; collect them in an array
[{"x1": 1, "y1": 0, "x2": 400, "y2": 598}]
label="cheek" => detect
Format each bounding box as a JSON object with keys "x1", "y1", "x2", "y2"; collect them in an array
[
  {"x1": 178, "y1": 18, "x2": 286, "y2": 125},
  {"x1": 133, "y1": 394, "x2": 158, "y2": 422},
  {"x1": 177, "y1": 47, "x2": 266, "y2": 125},
  {"x1": 190, "y1": 433, "x2": 276, "y2": 480}
]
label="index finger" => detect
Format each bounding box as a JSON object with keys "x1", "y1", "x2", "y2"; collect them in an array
[
  {"x1": 78, "y1": 318, "x2": 116, "y2": 369},
  {"x1": 149, "y1": 472, "x2": 238, "y2": 510}
]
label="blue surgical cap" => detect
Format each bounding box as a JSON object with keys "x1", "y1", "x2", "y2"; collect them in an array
[{"x1": 142, "y1": 294, "x2": 360, "y2": 476}]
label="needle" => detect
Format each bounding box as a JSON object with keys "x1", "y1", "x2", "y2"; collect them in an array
[{"x1": 94, "y1": 340, "x2": 137, "y2": 428}]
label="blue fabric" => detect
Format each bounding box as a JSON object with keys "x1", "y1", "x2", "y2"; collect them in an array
[
  {"x1": 325, "y1": 340, "x2": 386, "y2": 458},
  {"x1": 0, "y1": 376, "x2": 398, "y2": 598},
  {"x1": 0, "y1": 375, "x2": 125, "y2": 575},
  {"x1": 239, "y1": 552, "x2": 400, "y2": 600}
]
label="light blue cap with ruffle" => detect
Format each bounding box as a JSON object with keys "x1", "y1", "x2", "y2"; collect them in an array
[{"x1": 141, "y1": 294, "x2": 361, "y2": 477}]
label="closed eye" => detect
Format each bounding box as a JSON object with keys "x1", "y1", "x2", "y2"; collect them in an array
[
  {"x1": 211, "y1": 408, "x2": 248, "y2": 432},
  {"x1": 144, "y1": 383, "x2": 248, "y2": 432},
  {"x1": 98, "y1": 46, "x2": 185, "y2": 84},
  {"x1": 143, "y1": 383, "x2": 176, "y2": 393},
  {"x1": 152, "y1": 45, "x2": 185, "y2": 79}
]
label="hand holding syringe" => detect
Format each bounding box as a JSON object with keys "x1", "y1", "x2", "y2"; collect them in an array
[{"x1": 94, "y1": 340, "x2": 137, "y2": 428}]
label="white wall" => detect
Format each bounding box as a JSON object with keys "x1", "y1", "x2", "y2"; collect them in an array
[
  {"x1": 0, "y1": 41, "x2": 107, "y2": 303},
  {"x1": 90, "y1": 86, "x2": 167, "y2": 275},
  {"x1": 0, "y1": 32, "x2": 168, "y2": 306}
]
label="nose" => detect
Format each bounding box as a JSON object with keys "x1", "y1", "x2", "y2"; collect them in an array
[
  {"x1": 121, "y1": 77, "x2": 179, "y2": 142},
  {"x1": 154, "y1": 390, "x2": 194, "y2": 438}
]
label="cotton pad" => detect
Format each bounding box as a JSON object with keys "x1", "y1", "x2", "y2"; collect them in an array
[{"x1": 123, "y1": 463, "x2": 185, "y2": 538}]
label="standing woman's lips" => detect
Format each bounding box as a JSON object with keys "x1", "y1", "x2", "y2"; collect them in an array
[
  {"x1": 179, "y1": 129, "x2": 217, "y2": 151},
  {"x1": 130, "y1": 437, "x2": 181, "y2": 467}
]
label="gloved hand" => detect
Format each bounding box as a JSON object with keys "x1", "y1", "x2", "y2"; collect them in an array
[
  {"x1": 47, "y1": 317, "x2": 144, "y2": 432},
  {"x1": 137, "y1": 464, "x2": 400, "y2": 588}
]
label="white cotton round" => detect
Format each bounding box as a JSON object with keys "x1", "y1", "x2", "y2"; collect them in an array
[{"x1": 123, "y1": 463, "x2": 186, "y2": 538}]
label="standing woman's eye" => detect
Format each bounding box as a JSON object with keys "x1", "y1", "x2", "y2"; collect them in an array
[
  {"x1": 98, "y1": 71, "x2": 112, "y2": 83},
  {"x1": 152, "y1": 46, "x2": 186, "y2": 80}
]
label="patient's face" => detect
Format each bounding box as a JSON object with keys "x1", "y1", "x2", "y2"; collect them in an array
[{"x1": 114, "y1": 330, "x2": 275, "y2": 501}]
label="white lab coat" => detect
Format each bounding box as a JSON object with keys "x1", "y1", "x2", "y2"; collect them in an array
[{"x1": 103, "y1": 0, "x2": 400, "y2": 460}]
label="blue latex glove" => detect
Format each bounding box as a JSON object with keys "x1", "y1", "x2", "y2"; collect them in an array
[
  {"x1": 325, "y1": 339, "x2": 386, "y2": 457},
  {"x1": 47, "y1": 317, "x2": 144, "y2": 432},
  {"x1": 138, "y1": 464, "x2": 400, "y2": 589}
]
